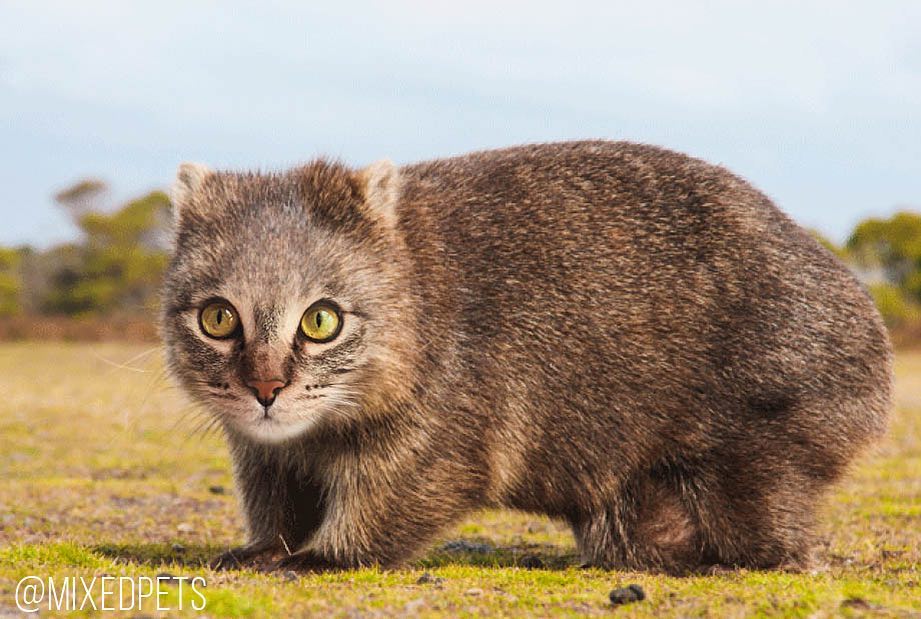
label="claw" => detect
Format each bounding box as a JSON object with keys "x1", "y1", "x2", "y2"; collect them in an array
[
  {"x1": 210, "y1": 550, "x2": 243, "y2": 571},
  {"x1": 271, "y1": 551, "x2": 338, "y2": 573},
  {"x1": 210, "y1": 544, "x2": 278, "y2": 571}
]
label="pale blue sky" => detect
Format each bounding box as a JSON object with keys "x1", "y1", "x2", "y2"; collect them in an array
[{"x1": 1, "y1": 1, "x2": 919, "y2": 247}]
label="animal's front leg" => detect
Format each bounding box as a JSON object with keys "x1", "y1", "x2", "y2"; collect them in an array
[
  {"x1": 211, "y1": 541, "x2": 282, "y2": 571},
  {"x1": 271, "y1": 455, "x2": 480, "y2": 572},
  {"x1": 269, "y1": 483, "x2": 429, "y2": 571},
  {"x1": 216, "y1": 440, "x2": 324, "y2": 570}
]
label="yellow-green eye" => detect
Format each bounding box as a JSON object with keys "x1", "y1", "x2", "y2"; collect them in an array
[
  {"x1": 300, "y1": 303, "x2": 342, "y2": 342},
  {"x1": 199, "y1": 301, "x2": 239, "y2": 339}
]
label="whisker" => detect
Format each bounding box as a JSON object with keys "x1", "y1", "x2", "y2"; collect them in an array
[
  {"x1": 186, "y1": 414, "x2": 224, "y2": 442},
  {"x1": 204, "y1": 392, "x2": 237, "y2": 400},
  {"x1": 171, "y1": 405, "x2": 210, "y2": 435},
  {"x1": 92, "y1": 345, "x2": 163, "y2": 374}
]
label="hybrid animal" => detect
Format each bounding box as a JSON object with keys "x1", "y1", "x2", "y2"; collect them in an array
[{"x1": 162, "y1": 141, "x2": 892, "y2": 573}]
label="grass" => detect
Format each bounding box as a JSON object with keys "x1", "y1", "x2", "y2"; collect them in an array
[{"x1": 0, "y1": 342, "x2": 918, "y2": 617}]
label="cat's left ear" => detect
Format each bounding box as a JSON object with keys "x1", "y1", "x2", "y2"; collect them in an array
[
  {"x1": 170, "y1": 162, "x2": 213, "y2": 223},
  {"x1": 358, "y1": 160, "x2": 400, "y2": 229}
]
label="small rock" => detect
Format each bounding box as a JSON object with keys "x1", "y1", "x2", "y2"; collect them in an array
[
  {"x1": 283, "y1": 570, "x2": 298, "y2": 582},
  {"x1": 841, "y1": 597, "x2": 882, "y2": 611},
  {"x1": 464, "y1": 587, "x2": 484, "y2": 597},
  {"x1": 156, "y1": 572, "x2": 179, "y2": 586},
  {"x1": 176, "y1": 522, "x2": 194, "y2": 533},
  {"x1": 403, "y1": 598, "x2": 426, "y2": 613},
  {"x1": 416, "y1": 572, "x2": 444, "y2": 585},
  {"x1": 208, "y1": 485, "x2": 227, "y2": 495},
  {"x1": 441, "y1": 540, "x2": 494, "y2": 554},
  {"x1": 520, "y1": 555, "x2": 543, "y2": 569},
  {"x1": 171, "y1": 543, "x2": 186, "y2": 553},
  {"x1": 609, "y1": 584, "x2": 645, "y2": 606}
]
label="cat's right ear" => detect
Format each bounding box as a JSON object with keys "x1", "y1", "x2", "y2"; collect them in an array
[
  {"x1": 170, "y1": 162, "x2": 212, "y2": 223},
  {"x1": 358, "y1": 160, "x2": 401, "y2": 230}
]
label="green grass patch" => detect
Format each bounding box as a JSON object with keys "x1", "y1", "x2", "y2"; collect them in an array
[{"x1": 0, "y1": 342, "x2": 919, "y2": 617}]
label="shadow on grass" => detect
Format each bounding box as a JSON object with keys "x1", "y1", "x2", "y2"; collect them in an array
[
  {"x1": 92, "y1": 538, "x2": 581, "y2": 571},
  {"x1": 416, "y1": 539, "x2": 580, "y2": 571},
  {"x1": 93, "y1": 542, "x2": 224, "y2": 568}
]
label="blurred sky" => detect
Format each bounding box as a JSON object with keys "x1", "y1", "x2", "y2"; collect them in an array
[{"x1": 1, "y1": 1, "x2": 919, "y2": 247}]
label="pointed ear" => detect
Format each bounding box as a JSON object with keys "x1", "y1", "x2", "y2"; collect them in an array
[
  {"x1": 170, "y1": 162, "x2": 212, "y2": 222},
  {"x1": 358, "y1": 159, "x2": 401, "y2": 229}
]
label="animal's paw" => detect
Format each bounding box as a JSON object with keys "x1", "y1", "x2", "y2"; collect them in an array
[
  {"x1": 210, "y1": 544, "x2": 281, "y2": 571},
  {"x1": 270, "y1": 551, "x2": 340, "y2": 573}
]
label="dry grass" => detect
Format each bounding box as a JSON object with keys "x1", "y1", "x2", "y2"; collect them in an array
[
  {"x1": 0, "y1": 342, "x2": 918, "y2": 617},
  {"x1": 0, "y1": 316, "x2": 159, "y2": 342}
]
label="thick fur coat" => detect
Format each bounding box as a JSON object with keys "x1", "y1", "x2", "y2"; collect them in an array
[{"x1": 161, "y1": 141, "x2": 892, "y2": 573}]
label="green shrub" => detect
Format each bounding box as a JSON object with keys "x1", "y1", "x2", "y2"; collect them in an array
[{"x1": 868, "y1": 282, "x2": 921, "y2": 327}]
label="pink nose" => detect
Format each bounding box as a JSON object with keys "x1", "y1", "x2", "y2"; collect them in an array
[{"x1": 245, "y1": 378, "x2": 287, "y2": 407}]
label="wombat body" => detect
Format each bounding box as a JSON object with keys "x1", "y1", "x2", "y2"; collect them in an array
[{"x1": 162, "y1": 141, "x2": 892, "y2": 573}]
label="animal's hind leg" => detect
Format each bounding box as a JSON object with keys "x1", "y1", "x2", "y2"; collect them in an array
[
  {"x1": 688, "y1": 450, "x2": 820, "y2": 571},
  {"x1": 571, "y1": 473, "x2": 705, "y2": 574},
  {"x1": 686, "y1": 391, "x2": 871, "y2": 571}
]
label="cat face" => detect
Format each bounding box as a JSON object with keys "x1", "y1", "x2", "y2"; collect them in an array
[{"x1": 161, "y1": 160, "x2": 416, "y2": 443}]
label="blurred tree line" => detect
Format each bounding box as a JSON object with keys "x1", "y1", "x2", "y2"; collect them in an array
[
  {"x1": 0, "y1": 179, "x2": 170, "y2": 319},
  {"x1": 0, "y1": 177, "x2": 919, "y2": 337},
  {"x1": 841, "y1": 212, "x2": 921, "y2": 328}
]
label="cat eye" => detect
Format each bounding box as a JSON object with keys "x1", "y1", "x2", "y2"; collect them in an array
[
  {"x1": 199, "y1": 300, "x2": 240, "y2": 339},
  {"x1": 300, "y1": 301, "x2": 342, "y2": 343}
]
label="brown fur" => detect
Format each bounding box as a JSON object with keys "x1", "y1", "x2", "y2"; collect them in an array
[{"x1": 161, "y1": 140, "x2": 892, "y2": 574}]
